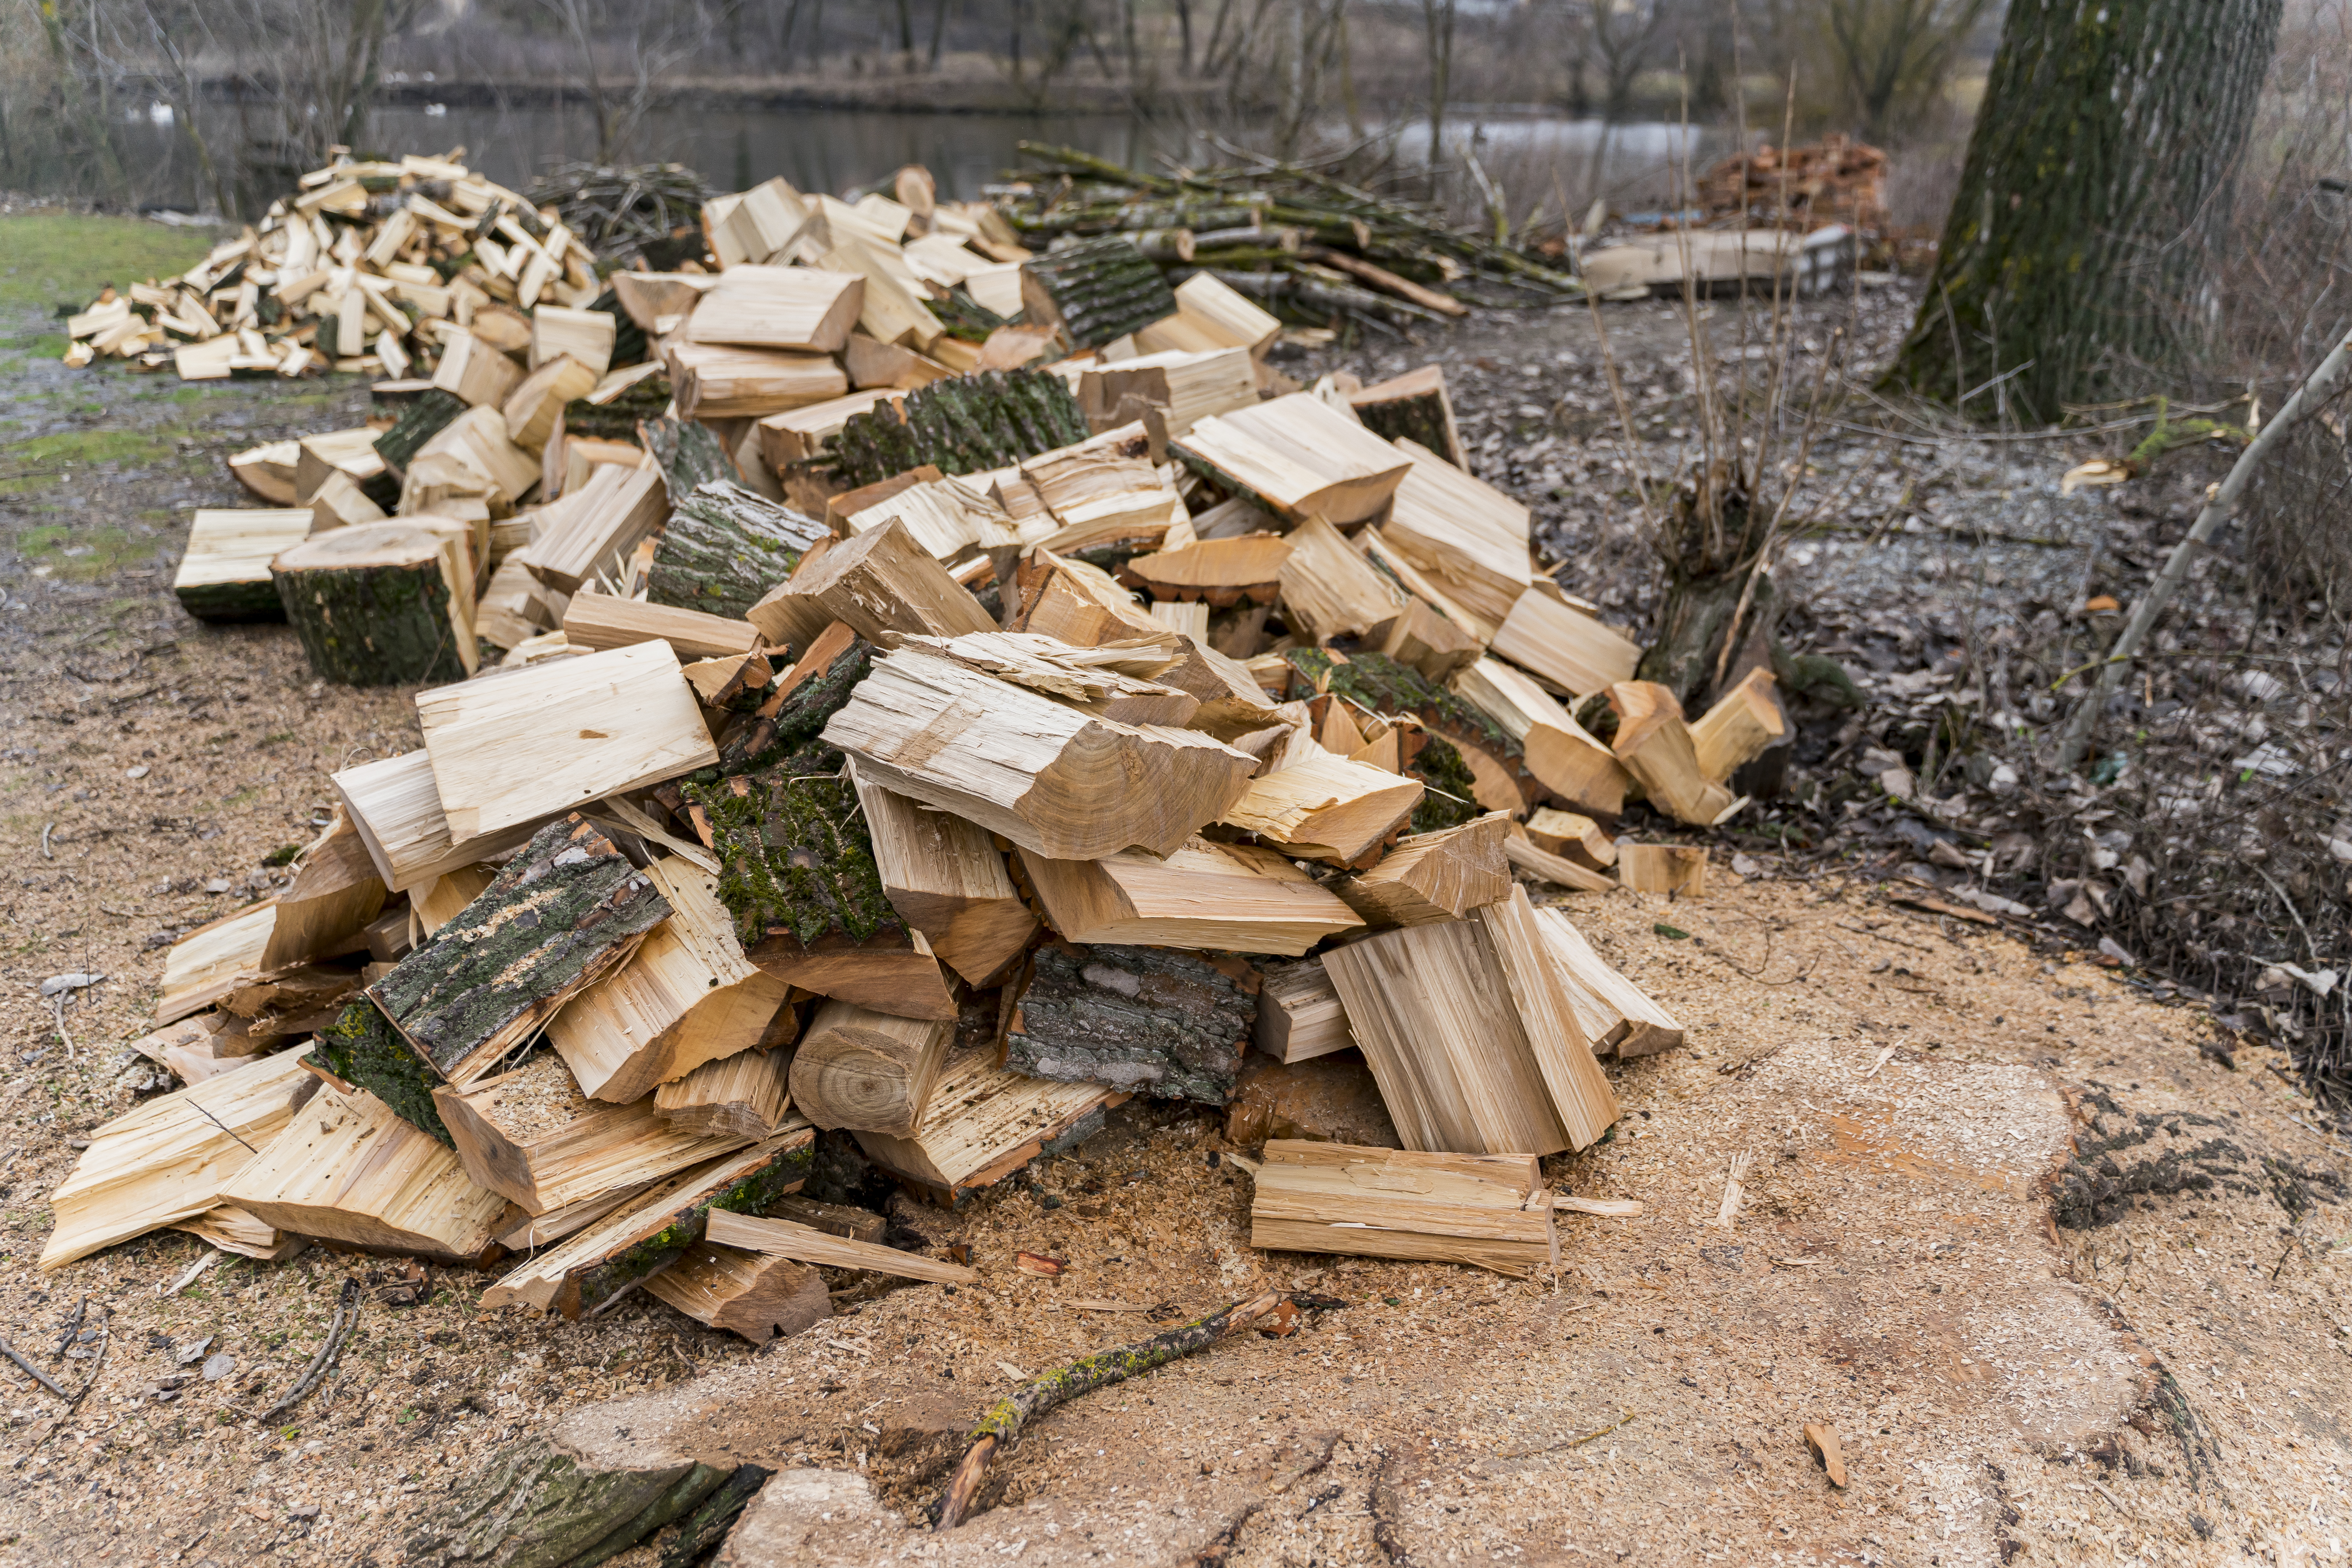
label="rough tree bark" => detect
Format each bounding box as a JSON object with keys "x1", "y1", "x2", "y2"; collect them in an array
[{"x1": 1883, "y1": 0, "x2": 2284, "y2": 421}]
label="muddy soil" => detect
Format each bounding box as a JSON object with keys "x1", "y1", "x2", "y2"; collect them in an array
[{"x1": 0, "y1": 219, "x2": 2347, "y2": 1568}]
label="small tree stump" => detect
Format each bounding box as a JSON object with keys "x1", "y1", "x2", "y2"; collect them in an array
[{"x1": 271, "y1": 521, "x2": 477, "y2": 686}]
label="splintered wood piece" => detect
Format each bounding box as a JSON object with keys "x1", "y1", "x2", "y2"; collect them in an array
[
  {"x1": 1531, "y1": 905, "x2": 1686, "y2": 1059},
  {"x1": 642, "y1": 1242, "x2": 830, "y2": 1344},
  {"x1": 767, "y1": 1193, "x2": 888, "y2": 1241},
  {"x1": 682, "y1": 650, "x2": 775, "y2": 708},
  {"x1": 171, "y1": 1204, "x2": 306, "y2": 1263},
  {"x1": 1804, "y1": 1423, "x2": 1849, "y2": 1488},
  {"x1": 561, "y1": 592, "x2": 763, "y2": 662},
  {"x1": 1019, "y1": 837, "x2": 1362, "y2": 956},
  {"x1": 154, "y1": 904, "x2": 278, "y2": 1026},
  {"x1": 1607, "y1": 681, "x2": 1737, "y2": 826},
  {"x1": 1333, "y1": 811, "x2": 1511, "y2": 927},
  {"x1": 1007, "y1": 548, "x2": 1170, "y2": 647},
  {"x1": 1248, "y1": 1141, "x2": 1553, "y2": 1278},
  {"x1": 895, "y1": 632, "x2": 1198, "y2": 727},
  {"x1": 331, "y1": 749, "x2": 546, "y2": 895},
  {"x1": 39, "y1": 1049, "x2": 312, "y2": 1270},
  {"x1": 1491, "y1": 592, "x2": 1644, "y2": 700},
  {"x1": 848, "y1": 763, "x2": 1038, "y2": 985},
  {"x1": 1618, "y1": 844, "x2": 1709, "y2": 897},
  {"x1": 1076, "y1": 347, "x2": 1256, "y2": 438},
  {"x1": 1217, "y1": 751, "x2": 1425, "y2": 864},
  {"x1": 367, "y1": 816, "x2": 673, "y2": 1086},
  {"x1": 790, "y1": 999, "x2": 954, "y2": 1136},
  {"x1": 1473, "y1": 886, "x2": 1619, "y2": 1149},
  {"x1": 512, "y1": 459, "x2": 668, "y2": 594},
  {"x1": 705, "y1": 1209, "x2": 976, "y2": 1283},
  {"x1": 1450, "y1": 658, "x2": 1628, "y2": 817},
  {"x1": 853, "y1": 1047, "x2": 1124, "y2": 1201},
  {"x1": 432, "y1": 328, "x2": 524, "y2": 408},
  {"x1": 495, "y1": 1181, "x2": 658, "y2": 1252},
  {"x1": 1525, "y1": 807, "x2": 1617, "y2": 868},
  {"x1": 530, "y1": 307, "x2": 615, "y2": 376},
  {"x1": 547, "y1": 858, "x2": 792, "y2": 1103},
  {"x1": 1171, "y1": 394, "x2": 1410, "y2": 527},
  {"x1": 1503, "y1": 832, "x2": 1617, "y2": 895},
  {"x1": 503, "y1": 354, "x2": 601, "y2": 454},
  {"x1": 842, "y1": 474, "x2": 1016, "y2": 565},
  {"x1": 1348, "y1": 365, "x2": 1466, "y2": 467},
  {"x1": 1118, "y1": 535, "x2": 1293, "y2": 607},
  {"x1": 655, "y1": 1047, "x2": 796, "y2": 1141},
  {"x1": 776, "y1": 516, "x2": 997, "y2": 642},
  {"x1": 1377, "y1": 597, "x2": 1482, "y2": 684},
  {"x1": 480, "y1": 1126, "x2": 816, "y2": 1311},
  {"x1": 417, "y1": 641, "x2": 719, "y2": 842},
  {"x1": 1252, "y1": 958, "x2": 1356, "y2": 1064},
  {"x1": 1279, "y1": 512, "x2": 1402, "y2": 639},
  {"x1": 434, "y1": 1052, "x2": 750, "y2": 1215},
  {"x1": 221, "y1": 1084, "x2": 510, "y2": 1259},
  {"x1": 667, "y1": 342, "x2": 849, "y2": 420},
  {"x1": 1133, "y1": 271, "x2": 1283, "y2": 357},
  {"x1": 1284, "y1": 648, "x2": 1544, "y2": 817},
  {"x1": 410, "y1": 402, "x2": 540, "y2": 508},
  {"x1": 307, "y1": 468, "x2": 388, "y2": 531},
  {"x1": 1321, "y1": 918, "x2": 1573, "y2": 1157},
  {"x1": 683, "y1": 264, "x2": 864, "y2": 354},
  {"x1": 1380, "y1": 438, "x2": 1532, "y2": 634},
  {"x1": 174, "y1": 508, "x2": 312, "y2": 621},
  {"x1": 229, "y1": 439, "x2": 301, "y2": 505},
  {"x1": 1005, "y1": 942, "x2": 1258, "y2": 1104},
  {"x1": 1691, "y1": 666, "x2": 1787, "y2": 782},
  {"x1": 821, "y1": 648, "x2": 1257, "y2": 861},
  {"x1": 273, "y1": 522, "x2": 478, "y2": 686}
]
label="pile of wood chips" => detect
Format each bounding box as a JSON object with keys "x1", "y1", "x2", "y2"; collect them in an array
[{"x1": 44, "y1": 153, "x2": 1793, "y2": 1343}]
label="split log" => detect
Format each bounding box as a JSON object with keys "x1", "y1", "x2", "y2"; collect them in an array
[
  {"x1": 687, "y1": 762, "x2": 958, "y2": 1022},
  {"x1": 640, "y1": 413, "x2": 740, "y2": 498},
  {"x1": 272, "y1": 521, "x2": 478, "y2": 685},
  {"x1": 548, "y1": 857, "x2": 793, "y2": 1103},
  {"x1": 757, "y1": 388, "x2": 899, "y2": 473},
  {"x1": 1283, "y1": 648, "x2": 1541, "y2": 818},
  {"x1": 1478, "y1": 884, "x2": 1620, "y2": 1144},
  {"x1": 174, "y1": 1204, "x2": 307, "y2": 1262},
  {"x1": 684, "y1": 265, "x2": 864, "y2": 354},
  {"x1": 411, "y1": 403, "x2": 541, "y2": 509},
  {"x1": 1524, "y1": 807, "x2": 1616, "y2": 868},
  {"x1": 655, "y1": 1048, "x2": 797, "y2": 1141},
  {"x1": 512, "y1": 459, "x2": 668, "y2": 595},
  {"x1": 1018, "y1": 837, "x2": 1361, "y2": 955},
  {"x1": 1248, "y1": 1142, "x2": 1553, "y2": 1277},
  {"x1": 683, "y1": 650, "x2": 775, "y2": 710},
  {"x1": 812, "y1": 236, "x2": 944, "y2": 350},
  {"x1": 532, "y1": 305, "x2": 616, "y2": 377},
  {"x1": 1501, "y1": 832, "x2": 1617, "y2": 895},
  {"x1": 1118, "y1": 535, "x2": 1291, "y2": 607},
  {"x1": 432, "y1": 328, "x2": 525, "y2": 408},
  {"x1": 1617, "y1": 844, "x2": 1708, "y2": 897},
  {"x1": 313, "y1": 997, "x2": 456, "y2": 1143},
  {"x1": 230, "y1": 439, "x2": 300, "y2": 504},
  {"x1": 775, "y1": 517, "x2": 998, "y2": 643},
  {"x1": 1171, "y1": 395, "x2": 1411, "y2": 528},
  {"x1": 307, "y1": 468, "x2": 388, "y2": 532},
  {"x1": 1020, "y1": 235, "x2": 1178, "y2": 350},
  {"x1": 1379, "y1": 439, "x2": 1532, "y2": 637},
  {"x1": 1251, "y1": 958, "x2": 1355, "y2": 1064},
  {"x1": 39, "y1": 1049, "x2": 311, "y2": 1270},
  {"x1": 331, "y1": 749, "x2": 545, "y2": 895},
  {"x1": 667, "y1": 343, "x2": 848, "y2": 420},
  {"x1": 842, "y1": 475, "x2": 1020, "y2": 564},
  {"x1": 704, "y1": 1210, "x2": 976, "y2": 1285},
  {"x1": 853, "y1": 1048, "x2": 1125, "y2": 1205},
  {"x1": 1076, "y1": 347, "x2": 1256, "y2": 438},
  {"x1": 820, "y1": 648, "x2": 1257, "y2": 861},
  {"x1": 1690, "y1": 666, "x2": 1786, "y2": 782},
  {"x1": 174, "y1": 508, "x2": 311, "y2": 621},
  {"x1": 828, "y1": 368, "x2": 1089, "y2": 490},
  {"x1": 1607, "y1": 681, "x2": 1737, "y2": 826},
  {"x1": 1450, "y1": 657, "x2": 1628, "y2": 817},
  {"x1": 1332, "y1": 811, "x2": 1511, "y2": 927},
  {"x1": 1216, "y1": 751, "x2": 1425, "y2": 864},
  {"x1": 265, "y1": 808, "x2": 390, "y2": 971},
  {"x1": 767, "y1": 1193, "x2": 887, "y2": 1241},
  {"x1": 221, "y1": 1084, "x2": 509, "y2": 1259},
  {"x1": 1224, "y1": 1048, "x2": 1398, "y2": 1148},
  {"x1": 1348, "y1": 365, "x2": 1465, "y2": 467},
  {"x1": 372, "y1": 387, "x2": 468, "y2": 476},
  {"x1": 1490, "y1": 591, "x2": 1645, "y2": 701},
  {"x1": 648, "y1": 481, "x2": 827, "y2": 621},
  {"x1": 367, "y1": 816, "x2": 673, "y2": 1086},
  {"x1": 480, "y1": 1127, "x2": 817, "y2": 1312},
  {"x1": 434, "y1": 1052, "x2": 751, "y2": 1215},
  {"x1": 1005, "y1": 942, "x2": 1257, "y2": 1103},
  {"x1": 1132, "y1": 271, "x2": 1283, "y2": 357},
  {"x1": 416, "y1": 641, "x2": 719, "y2": 842},
  {"x1": 1376, "y1": 597, "x2": 1481, "y2": 684},
  {"x1": 561, "y1": 592, "x2": 762, "y2": 662},
  {"x1": 1531, "y1": 906, "x2": 1685, "y2": 1058},
  {"x1": 849, "y1": 763, "x2": 1038, "y2": 986},
  {"x1": 898, "y1": 632, "x2": 1199, "y2": 727},
  {"x1": 292, "y1": 428, "x2": 386, "y2": 505},
  {"x1": 789, "y1": 999, "x2": 954, "y2": 1136},
  {"x1": 846, "y1": 333, "x2": 954, "y2": 390},
  {"x1": 1007, "y1": 548, "x2": 1170, "y2": 646},
  {"x1": 642, "y1": 1242, "x2": 830, "y2": 1344},
  {"x1": 502, "y1": 353, "x2": 600, "y2": 453},
  {"x1": 1274, "y1": 513, "x2": 1406, "y2": 643},
  {"x1": 712, "y1": 622, "x2": 871, "y2": 775}
]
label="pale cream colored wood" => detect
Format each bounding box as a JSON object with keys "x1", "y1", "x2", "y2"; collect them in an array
[
  {"x1": 1607, "y1": 681, "x2": 1735, "y2": 826},
  {"x1": 561, "y1": 592, "x2": 763, "y2": 662},
  {"x1": 655, "y1": 1047, "x2": 795, "y2": 1140},
  {"x1": 789, "y1": 1000, "x2": 954, "y2": 1137},
  {"x1": 548, "y1": 857, "x2": 791, "y2": 1102},
  {"x1": 1172, "y1": 395, "x2": 1410, "y2": 527},
  {"x1": 851, "y1": 1049, "x2": 1122, "y2": 1198},
  {"x1": 306, "y1": 468, "x2": 387, "y2": 531},
  {"x1": 705, "y1": 1209, "x2": 976, "y2": 1283},
  {"x1": 811, "y1": 236, "x2": 943, "y2": 348},
  {"x1": 494, "y1": 1180, "x2": 656, "y2": 1250},
  {"x1": 416, "y1": 642, "x2": 719, "y2": 841},
  {"x1": 40, "y1": 1049, "x2": 311, "y2": 1269},
  {"x1": 411, "y1": 402, "x2": 539, "y2": 506},
  {"x1": 1381, "y1": 438, "x2": 1532, "y2": 632},
  {"x1": 1247, "y1": 1140, "x2": 1554, "y2": 1278},
  {"x1": 822, "y1": 648, "x2": 1256, "y2": 860},
  {"x1": 431, "y1": 327, "x2": 524, "y2": 408},
  {"x1": 774, "y1": 517, "x2": 997, "y2": 642},
  {"x1": 1216, "y1": 750, "x2": 1424, "y2": 863},
  {"x1": 683, "y1": 265, "x2": 863, "y2": 354},
  {"x1": 172, "y1": 1203, "x2": 307, "y2": 1261},
  {"x1": 1008, "y1": 548, "x2": 1170, "y2": 647},
  {"x1": 1357, "y1": 528, "x2": 1495, "y2": 644},
  {"x1": 530, "y1": 305, "x2": 616, "y2": 376},
  {"x1": 1077, "y1": 347, "x2": 1256, "y2": 437},
  {"x1": 1502, "y1": 832, "x2": 1617, "y2": 894},
  {"x1": 510, "y1": 458, "x2": 668, "y2": 594},
  {"x1": 1333, "y1": 811, "x2": 1511, "y2": 927},
  {"x1": 330, "y1": 748, "x2": 545, "y2": 895},
  {"x1": 848, "y1": 762, "x2": 1037, "y2": 985},
  {"x1": 1490, "y1": 592, "x2": 1644, "y2": 701},
  {"x1": 503, "y1": 354, "x2": 600, "y2": 453},
  {"x1": 667, "y1": 342, "x2": 849, "y2": 419},
  {"x1": 1132, "y1": 272, "x2": 1283, "y2": 357},
  {"x1": 1122, "y1": 534, "x2": 1292, "y2": 605},
  {"x1": 893, "y1": 632, "x2": 1198, "y2": 727},
  {"x1": 1690, "y1": 666, "x2": 1786, "y2": 782},
  {"x1": 1473, "y1": 885, "x2": 1619, "y2": 1149},
  {"x1": 221, "y1": 1084, "x2": 509, "y2": 1258},
  {"x1": 1018, "y1": 424, "x2": 1158, "y2": 518},
  {"x1": 1531, "y1": 905, "x2": 1686, "y2": 1058},
  {"x1": 1252, "y1": 960, "x2": 1355, "y2": 1064},
  {"x1": 1618, "y1": 844, "x2": 1709, "y2": 897},
  {"x1": 643, "y1": 1241, "x2": 829, "y2": 1343},
  {"x1": 1450, "y1": 657, "x2": 1629, "y2": 817},
  {"x1": 842, "y1": 475, "x2": 1016, "y2": 564},
  {"x1": 292, "y1": 426, "x2": 385, "y2": 503},
  {"x1": 1018, "y1": 836, "x2": 1362, "y2": 955},
  {"x1": 1376, "y1": 597, "x2": 1482, "y2": 682},
  {"x1": 756, "y1": 388, "x2": 898, "y2": 471},
  {"x1": 1524, "y1": 807, "x2": 1616, "y2": 867},
  {"x1": 154, "y1": 902, "x2": 276, "y2": 1025},
  {"x1": 173, "y1": 508, "x2": 312, "y2": 604}
]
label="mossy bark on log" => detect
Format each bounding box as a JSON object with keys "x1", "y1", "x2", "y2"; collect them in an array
[
  {"x1": 272, "y1": 551, "x2": 472, "y2": 688},
  {"x1": 174, "y1": 580, "x2": 287, "y2": 622},
  {"x1": 648, "y1": 481, "x2": 828, "y2": 622},
  {"x1": 1020, "y1": 235, "x2": 1180, "y2": 350},
  {"x1": 313, "y1": 999, "x2": 454, "y2": 1145},
  {"x1": 572, "y1": 1134, "x2": 817, "y2": 1304},
  {"x1": 561, "y1": 374, "x2": 673, "y2": 443},
  {"x1": 1005, "y1": 942, "x2": 1256, "y2": 1104},
  {"x1": 568, "y1": 1461, "x2": 730, "y2": 1568},
  {"x1": 686, "y1": 764, "x2": 902, "y2": 951},
  {"x1": 1350, "y1": 378, "x2": 1463, "y2": 468},
  {"x1": 640, "y1": 415, "x2": 737, "y2": 498},
  {"x1": 367, "y1": 815, "x2": 673, "y2": 1084},
  {"x1": 657, "y1": 1465, "x2": 772, "y2": 1568},
  {"x1": 829, "y1": 369, "x2": 1089, "y2": 488},
  {"x1": 712, "y1": 635, "x2": 874, "y2": 777},
  {"x1": 372, "y1": 387, "x2": 468, "y2": 476},
  {"x1": 590, "y1": 287, "x2": 649, "y2": 371},
  {"x1": 404, "y1": 1435, "x2": 703, "y2": 1568},
  {"x1": 1282, "y1": 648, "x2": 1539, "y2": 819}
]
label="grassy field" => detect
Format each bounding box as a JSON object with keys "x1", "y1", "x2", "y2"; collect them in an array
[{"x1": 0, "y1": 213, "x2": 221, "y2": 361}]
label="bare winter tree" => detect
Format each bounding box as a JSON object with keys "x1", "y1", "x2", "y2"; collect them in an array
[
  {"x1": 1421, "y1": 0, "x2": 1455, "y2": 179},
  {"x1": 1823, "y1": 0, "x2": 1991, "y2": 143},
  {"x1": 541, "y1": 0, "x2": 713, "y2": 162}
]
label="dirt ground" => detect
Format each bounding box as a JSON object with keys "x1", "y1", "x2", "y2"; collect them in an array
[{"x1": 2, "y1": 217, "x2": 2349, "y2": 1568}]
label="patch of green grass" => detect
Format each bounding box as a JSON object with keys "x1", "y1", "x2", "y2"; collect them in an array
[
  {"x1": 12, "y1": 521, "x2": 146, "y2": 580},
  {"x1": 0, "y1": 214, "x2": 218, "y2": 324},
  {"x1": 3, "y1": 427, "x2": 179, "y2": 470}
]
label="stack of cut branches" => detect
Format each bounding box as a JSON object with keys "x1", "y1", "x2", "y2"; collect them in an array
[{"x1": 526, "y1": 160, "x2": 716, "y2": 265}]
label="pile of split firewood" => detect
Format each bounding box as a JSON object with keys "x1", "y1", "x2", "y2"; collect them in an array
[{"x1": 45, "y1": 151, "x2": 1789, "y2": 1341}]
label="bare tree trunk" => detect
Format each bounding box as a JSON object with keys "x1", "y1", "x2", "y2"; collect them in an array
[
  {"x1": 336, "y1": 0, "x2": 391, "y2": 154},
  {"x1": 895, "y1": 0, "x2": 916, "y2": 69},
  {"x1": 927, "y1": 0, "x2": 951, "y2": 68},
  {"x1": 143, "y1": 3, "x2": 235, "y2": 218},
  {"x1": 36, "y1": 0, "x2": 127, "y2": 201},
  {"x1": 1201, "y1": 0, "x2": 1234, "y2": 75},
  {"x1": 1420, "y1": 0, "x2": 1455, "y2": 190},
  {"x1": 1173, "y1": 0, "x2": 1193, "y2": 73}
]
